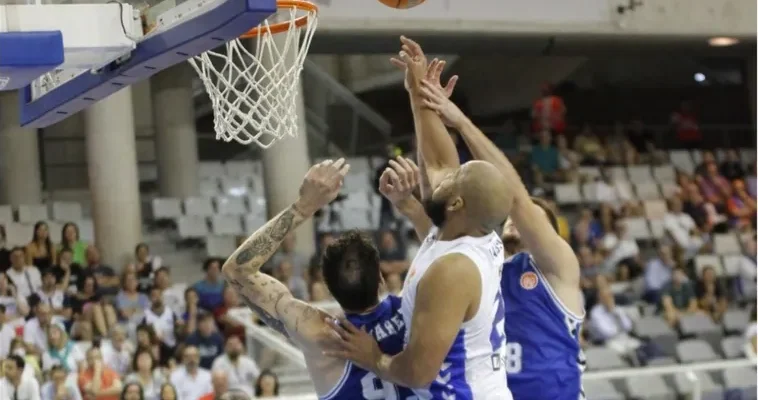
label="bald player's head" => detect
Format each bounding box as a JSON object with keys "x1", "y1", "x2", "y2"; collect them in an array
[{"x1": 424, "y1": 160, "x2": 513, "y2": 234}]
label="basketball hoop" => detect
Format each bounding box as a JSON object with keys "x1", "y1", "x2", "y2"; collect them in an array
[{"x1": 189, "y1": 0, "x2": 318, "y2": 148}]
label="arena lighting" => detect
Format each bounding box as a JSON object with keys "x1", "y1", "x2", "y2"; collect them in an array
[
  {"x1": 708, "y1": 37, "x2": 739, "y2": 47},
  {"x1": 694, "y1": 72, "x2": 706, "y2": 82}
]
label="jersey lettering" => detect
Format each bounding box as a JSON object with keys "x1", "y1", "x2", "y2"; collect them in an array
[{"x1": 505, "y1": 342, "x2": 522, "y2": 374}]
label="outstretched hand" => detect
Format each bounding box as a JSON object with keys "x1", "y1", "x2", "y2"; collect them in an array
[
  {"x1": 419, "y1": 79, "x2": 467, "y2": 128},
  {"x1": 296, "y1": 158, "x2": 350, "y2": 216},
  {"x1": 378, "y1": 156, "x2": 421, "y2": 206},
  {"x1": 323, "y1": 316, "x2": 383, "y2": 373},
  {"x1": 389, "y1": 36, "x2": 430, "y2": 92}
]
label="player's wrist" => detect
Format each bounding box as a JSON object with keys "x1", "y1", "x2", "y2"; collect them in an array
[{"x1": 292, "y1": 199, "x2": 316, "y2": 218}]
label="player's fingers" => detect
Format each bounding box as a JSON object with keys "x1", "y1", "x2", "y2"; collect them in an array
[
  {"x1": 445, "y1": 75, "x2": 459, "y2": 95},
  {"x1": 398, "y1": 51, "x2": 413, "y2": 66},
  {"x1": 385, "y1": 168, "x2": 402, "y2": 188},
  {"x1": 434, "y1": 60, "x2": 446, "y2": 81},
  {"x1": 379, "y1": 169, "x2": 391, "y2": 190},
  {"x1": 388, "y1": 160, "x2": 409, "y2": 188},
  {"x1": 389, "y1": 57, "x2": 406, "y2": 69},
  {"x1": 322, "y1": 350, "x2": 350, "y2": 359},
  {"x1": 326, "y1": 317, "x2": 351, "y2": 340},
  {"x1": 419, "y1": 86, "x2": 443, "y2": 104},
  {"x1": 422, "y1": 99, "x2": 441, "y2": 111},
  {"x1": 400, "y1": 35, "x2": 423, "y2": 57},
  {"x1": 394, "y1": 157, "x2": 414, "y2": 182},
  {"x1": 336, "y1": 316, "x2": 360, "y2": 334},
  {"x1": 331, "y1": 158, "x2": 345, "y2": 173},
  {"x1": 426, "y1": 58, "x2": 439, "y2": 78},
  {"x1": 338, "y1": 163, "x2": 350, "y2": 177}
]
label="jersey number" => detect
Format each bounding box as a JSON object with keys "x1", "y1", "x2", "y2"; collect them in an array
[
  {"x1": 505, "y1": 342, "x2": 522, "y2": 374},
  {"x1": 361, "y1": 373, "x2": 397, "y2": 400}
]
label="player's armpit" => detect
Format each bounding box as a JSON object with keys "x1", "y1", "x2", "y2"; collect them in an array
[{"x1": 378, "y1": 253, "x2": 479, "y2": 387}]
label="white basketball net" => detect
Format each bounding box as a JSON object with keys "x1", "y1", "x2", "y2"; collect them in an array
[{"x1": 189, "y1": 4, "x2": 317, "y2": 148}]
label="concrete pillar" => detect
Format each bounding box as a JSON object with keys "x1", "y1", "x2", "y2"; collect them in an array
[
  {"x1": 84, "y1": 88, "x2": 142, "y2": 266},
  {"x1": 0, "y1": 91, "x2": 42, "y2": 205},
  {"x1": 252, "y1": 32, "x2": 315, "y2": 257},
  {"x1": 152, "y1": 64, "x2": 199, "y2": 198}
]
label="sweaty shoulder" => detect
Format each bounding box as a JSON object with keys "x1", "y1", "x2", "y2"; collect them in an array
[{"x1": 419, "y1": 253, "x2": 481, "y2": 318}]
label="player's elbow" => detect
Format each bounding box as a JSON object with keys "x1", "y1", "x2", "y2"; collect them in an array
[{"x1": 406, "y1": 359, "x2": 441, "y2": 388}]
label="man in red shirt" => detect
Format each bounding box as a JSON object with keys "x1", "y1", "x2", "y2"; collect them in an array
[
  {"x1": 671, "y1": 100, "x2": 702, "y2": 148},
  {"x1": 78, "y1": 347, "x2": 122, "y2": 400},
  {"x1": 531, "y1": 83, "x2": 566, "y2": 136}
]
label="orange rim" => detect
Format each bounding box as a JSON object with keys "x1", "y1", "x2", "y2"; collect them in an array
[{"x1": 240, "y1": 0, "x2": 317, "y2": 39}]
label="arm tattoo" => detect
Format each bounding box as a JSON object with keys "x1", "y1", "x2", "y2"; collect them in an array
[
  {"x1": 231, "y1": 205, "x2": 304, "y2": 270},
  {"x1": 239, "y1": 291, "x2": 290, "y2": 338}
]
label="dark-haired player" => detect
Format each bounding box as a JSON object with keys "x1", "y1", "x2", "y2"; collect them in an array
[
  {"x1": 221, "y1": 158, "x2": 415, "y2": 399},
  {"x1": 414, "y1": 65, "x2": 585, "y2": 399}
]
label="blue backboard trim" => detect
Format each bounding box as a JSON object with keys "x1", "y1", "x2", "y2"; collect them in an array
[
  {"x1": 20, "y1": 0, "x2": 276, "y2": 128},
  {"x1": 0, "y1": 31, "x2": 64, "y2": 90}
]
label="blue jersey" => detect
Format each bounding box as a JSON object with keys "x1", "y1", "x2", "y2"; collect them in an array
[
  {"x1": 501, "y1": 252, "x2": 586, "y2": 400},
  {"x1": 320, "y1": 295, "x2": 416, "y2": 400}
]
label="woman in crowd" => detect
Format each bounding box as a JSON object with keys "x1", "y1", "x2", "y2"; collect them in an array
[
  {"x1": 42, "y1": 321, "x2": 85, "y2": 377},
  {"x1": 696, "y1": 266, "x2": 728, "y2": 322},
  {"x1": 158, "y1": 383, "x2": 178, "y2": 400},
  {"x1": 254, "y1": 370, "x2": 280, "y2": 398},
  {"x1": 26, "y1": 221, "x2": 56, "y2": 272},
  {"x1": 134, "y1": 243, "x2": 162, "y2": 293},
  {"x1": 115, "y1": 271, "x2": 150, "y2": 324},
  {"x1": 0, "y1": 272, "x2": 29, "y2": 318},
  {"x1": 121, "y1": 382, "x2": 145, "y2": 400},
  {"x1": 135, "y1": 324, "x2": 167, "y2": 367},
  {"x1": 125, "y1": 349, "x2": 165, "y2": 400},
  {"x1": 59, "y1": 223, "x2": 87, "y2": 266},
  {"x1": 69, "y1": 275, "x2": 115, "y2": 337}
]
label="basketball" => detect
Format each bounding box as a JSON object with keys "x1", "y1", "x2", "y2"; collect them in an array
[{"x1": 378, "y1": 0, "x2": 426, "y2": 9}]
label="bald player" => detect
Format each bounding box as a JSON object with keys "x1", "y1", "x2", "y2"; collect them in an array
[
  {"x1": 325, "y1": 36, "x2": 513, "y2": 400},
  {"x1": 416, "y1": 58, "x2": 585, "y2": 399}
]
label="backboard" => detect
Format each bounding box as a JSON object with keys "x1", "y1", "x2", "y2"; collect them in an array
[{"x1": 0, "y1": 0, "x2": 277, "y2": 127}]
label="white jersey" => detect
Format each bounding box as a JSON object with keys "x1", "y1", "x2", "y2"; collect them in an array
[{"x1": 400, "y1": 227, "x2": 512, "y2": 400}]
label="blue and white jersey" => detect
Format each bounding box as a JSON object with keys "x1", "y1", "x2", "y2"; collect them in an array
[
  {"x1": 501, "y1": 252, "x2": 586, "y2": 400},
  {"x1": 320, "y1": 295, "x2": 416, "y2": 400},
  {"x1": 400, "y1": 227, "x2": 511, "y2": 400}
]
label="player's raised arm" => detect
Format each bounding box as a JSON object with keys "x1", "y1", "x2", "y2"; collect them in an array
[
  {"x1": 378, "y1": 156, "x2": 432, "y2": 240},
  {"x1": 326, "y1": 253, "x2": 480, "y2": 388},
  {"x1": 391, "y1": 36, "x2": 459, "y2": 190},
  {"x1": 420, "y1": 81, "x2": 580, "y2": 286},
  {"x1": 222, "y1": 159, "x2": 349, "y2": 345}
]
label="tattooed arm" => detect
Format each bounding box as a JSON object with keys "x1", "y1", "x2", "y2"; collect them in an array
[{"x1": 222, "y1": 159, "x2": 350, "y2": 344}]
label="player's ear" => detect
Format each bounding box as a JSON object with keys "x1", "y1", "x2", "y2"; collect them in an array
[{"x1": 448, "y1": 196, "x2": 464, "y2": 212}]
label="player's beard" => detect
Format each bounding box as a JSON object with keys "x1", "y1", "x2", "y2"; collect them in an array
[{"x1": 423, "y1": 198, "x2": 447, "y2": 227}]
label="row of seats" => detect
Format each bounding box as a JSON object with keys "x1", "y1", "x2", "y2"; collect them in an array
[
  {"x1": 2, "y1": 220, "x2": 95, "y2": 247},
  {"x1": 0, "y1": 202, "x2": 83, "y2": 225},
  {"x1": 556, "y1": 181, "x2": 679, "y2": 204},
  {"x1": 670, "y1": 148, "x2": 755, "y2": 175}
]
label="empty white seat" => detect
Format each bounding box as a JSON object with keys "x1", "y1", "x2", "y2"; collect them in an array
[
  {"x1": 713, "y1": 233, "x2": 742, "y2": 255},
  {"x1": 585, "y1": 347, "x2": 627, "y2": 370},
  {"x1": 47, "y1": 221, "x2": 63, "y2": 243},
  {"x1": 51, "y1": 202, "x2": 83, "y2": 222},
  {"x1": 649, "y1": 218, "x2": 665, "y2": 239},
  {"x1": 224, "y1": 160, "x2": 255, "y2": 178},
  {"x1": 607, "y1": 166, "x2": 628, "y2": 181},
  {"x1": 669, "y1": 150, "x2": 695, "y2": 173},
  {"x1": 152, "y1": 198, "x2": 183, "y2": 220},
  {"x1": 342, "y1": 209, "x2": 374, "y2": 230},
  {"x1": 652, "y1": 165, "x2": 676, "y2": 183},
  {"x1": 722, "y1": 310, "x2": 750, "y2": 334},
  {"x1": 77, "y1": 220, "x2": 95, "y2": 242},
  {"x1": 343, "y1": 174, "x2": 372, "y2": 193},
  {"x1": 722, "y1": 254, "x2": 748, "y2": 277},
  {"x1": 184, "y1": 197, "x2": 215, "y2": 217},
  {"x1": 210, "y1": 215, "x2": 244, "y2": 236},
  {"x1": 555, "y1": 184, "x2": 582, "y2": 204},
  {"x1": 674, "y1": 371, "x2": 722, "y2": 398},
  {"x1": 243, "y1": 214, "x2": 267, "y2": 234},
  {"x1": 723, "y1": 367, "x2": 757, "y2": 391},
  {"x1": 659, "y1": 182, "x2": 680, "y2": 198},
  {"x1": 583, "y1": 379, "x2": 624, "y2": 400},
  {"x1": 679, "y1": 313, "x2": 721, "y2": 337},
  {"x1": 198, "y1": 162, "x2": 225, "y2": 179},
  {"x1": 644, "y1": 199, "x2": 668, "y2": 219},
  {"x1": 249, "y1": 175, "x2": 265, "y2": 194},
  {"x1": 214, "y1": 196, "x2": 247, "y2": 216},
  {"x1": 720, "y1": 336, "x2": 745, "y2": 358},
  {"x1": 694, "y1": 254, "x2": 725, "y2": 276},
  {"x1": 4, "y1": 223, "x2": 32, "y2": 247},
  {"x1": 577, "y1": 166, "x2": 601, "y2": 181},
  {"x1": 246, "y1": 195, "x2": 267, "y2": 215},
  {"x1": 220, "y1": 177, "x2": 251, "y2": 197},
  {"x1": 614, "y1": 181, "x2": 635, "y2": 201},
  {"x1": 581, "y1": 182, "x2": 599, "y2": 203},
  {"x1": 740, "y1": 148, "x2": 756, "y2": 165},
  {"x1": 346, "y1": 157, "x2": 372, "y2": 175},
  {"x1": 691, "y1": 149, "x2": 703, "y2": 164},
  {"x1": 199, "y1": 179, "x2": 221, "y2": 196},
  {"x1": 627, "y1": 165, "x2": 653, "y2": 184},
  {"x1": 206, "y1": 235, "x2": 238, "y2": 258},
  {"x1": 676, "y1": 339, "x2": 720, "y2": 363},
  {"x1": 343, "y1": 191, "x2": 372, "y2": 210},
  {"x1": 0, "y1": 205, "x2": 12, "y2": 224},
  {"x1": 624, "y1": 217, "x2": 651, "y2": 240},
  {"x1": 625, "y1": 375, "x2": 673, "y2": 400},
  {"x1": 17, "y1": 204, "x2": 48, "y2": 223},
  {"x1": 177, "y1": 216, "x2": 209, "y2": 238},
  {"x1": 635, "y1": 183, "x2": 661, "y2": 200}
]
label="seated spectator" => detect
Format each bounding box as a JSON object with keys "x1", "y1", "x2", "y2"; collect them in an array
[
  {"x1": 135, "y1": 324, "x2": 166, "y2": 368},
  {"x1": 193, "y1": 259, "x2": 225, "y2": 312},
  {"x1": 573, "y1": 125, "x2": 606, "y2": 165},
  {"x1": 183, "y1": 287, "x2": 199, "y2": 328},
  {"x1": 59, "y1": 223, "x2": 88, "y2": 266},
  {"x1": 142, "y1": 286, "x2": 182, "y2": 362},
  {"x1": 6, "y1": 246, "x2": 42, "y2": 299},
  {"x1": 26, "y1": 221, "x2": 57, "y2": 273},
  {"x1": 133, "y1": 243, "x2": 162, "y2": 293},
  {"x1": 0, "y1": 304, "x2": 24, "y2": 358},
  {"x1": 50, "y1": 248, "x2": 82, "y2": 294},
  {"x1": 626, "y1": 119, "x2": 659, "y2": 163},
  {"x1": 37, "y1": 269, "x2": 66, "y2": 316},
  {"x1": 68, "y1": 275, "x2": 116, "y2": 338},
  {"x1": 661, "y1": 267, "x2": 698, "y2": 327},
  {"x1": 84, "y1": 246, "x2": 119, "y2": 297},
  {"x1": 726, "y1": 180, "x2": 756, "y2": 230},
  {"x1": 694, "y1": 150, "x2": 717, "y2": 177},
  {"x1": 267, "y1": 234, "x2": 308, "y2": 279},
  {"x1": 186, "y1": 313, "x2": 224, "y2": 370},
  {"x1": 0, "y1": 272, "x2": 29, "y2": 319},
  {"x1": 685, "y1": 191, "x2": 728, "y2": 234},
  {"x1": 154, "y1": 267, "x2": 186, "y2": 316},
  {"x1": 721, "y1": 149, "x2": 746, "y2": 181},
  {"x1": 121, "y1": 382, "x2": 144, "y2": 400},
  {"x1": 605, "y1": 123, "x2": 638, "y2": 166},
  {"x1": 531, "y1": 130, "x2": 561, "y2": 185},
  {"x1": 735, "y1": 238, "x2": 757, "y2": 299},
  {"x1": 78, "y1": 346, "x2": 123, "y2": 400},
  {"x1": 42, "y1": 321, "x2": 85, "y2": 376},
  {"x1": 0, "y1": 355, "x2": 40, "y2": 399},
  {"x1": 101, "y1": 325, "x2": 133, "y2": 376},
  {"x1": 695, "y1": 266, "x2": 727, "y2": 322},
  {"x1": 41, "y1": 364, "x2": 83, "y2": 400},
  {"x1": 159, "y1": 383, "x2": 178, "y2": 400},
  {"x1": 744, "y1": 307, "x2": 756, "y2": 360},
  {"x1": 274, "y1": 259, "x2": 307, "y2": 301},
  {"x1": 572, "y1": 209, "x2": 603, "y2": 249},
  {"x1": 601, "y1": 220, "x2": 642, "y2": 280},
  {"x1": 697, "y1": 162, "x2": 729, "y2": 208},
  {"x1": 213, "y1": 286, "x2": 244, "y2": 339},
  {"x1": 126, "y1": 348, "x2": 165, "y2": 400},
  {"x1": 309, "y1": 280, "x2": 332, "y2": 301},
  {"x1": 589, "y1": 282, "x2": 640, "y2": 357},
  {"x1": 169, "y1": 345, "x2": 212, "y2": 400},
  {"x1": 377, "y1": 231, "x2": 409, "y2": 276},
  {"x1": 555, "y1": 134, "x2": 579, "y2": 182},
  {"x1": 663, "y1": 196, "x2": 704, "y2": 260},
  {"x1": 254, "y1": 369, "x2": 279, "y2": 398},
  {"x1": 24, "y1": 303, "x2": 59, "y2": 354},
  {"x1": 643, "y1": 244, "x2": 676, "y2": 304},
  {"x1": 211, "y1": 335, "x2": 259, "y2": 398},
  {"x1": 0, "y1": 225, "x2": 9, "y2": 272},
  {"x1": 115, "y1": 271, "x2": 149, "y2": 324},
  {"x1": 199, "y1": 370, "x2": 228, "y2": 400}
]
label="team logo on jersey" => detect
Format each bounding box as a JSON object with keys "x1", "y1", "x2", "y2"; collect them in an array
[{"x1": 520, "y1": 271, "x2": 538, "y2": 290}]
